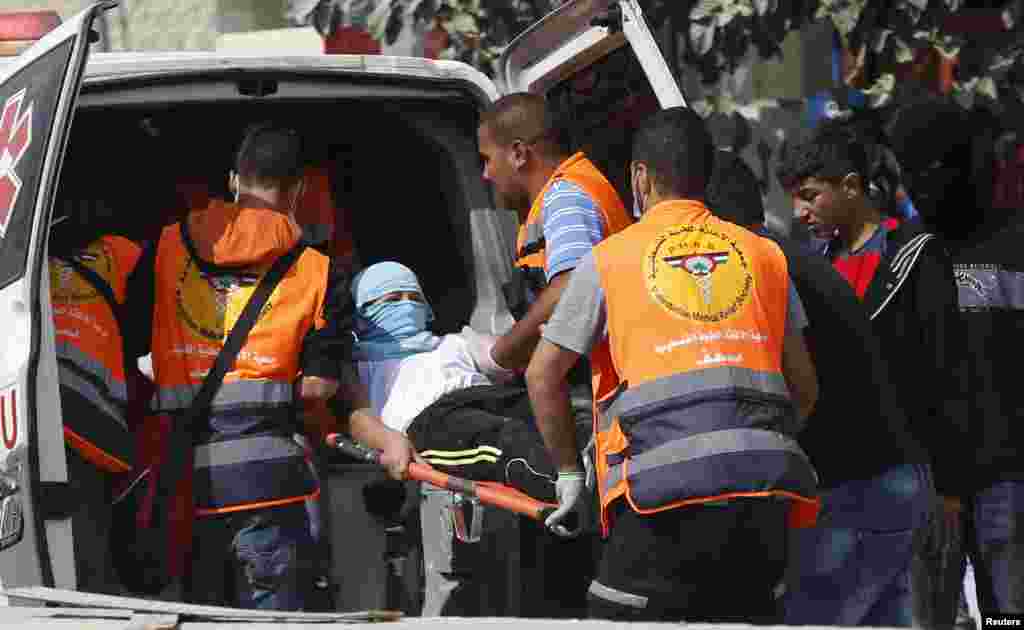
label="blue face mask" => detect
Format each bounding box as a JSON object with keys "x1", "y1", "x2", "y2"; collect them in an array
[{"x1": 354, "y1": 300, "x2": 441, "y2": 361}]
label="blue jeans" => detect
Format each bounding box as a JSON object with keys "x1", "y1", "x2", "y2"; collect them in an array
[
  {"x1": 784, "y1": 463, "x2": 934, "y2": 626},
  {"x1": 186, "y1": 503, "x2": 314, "y2": 610},
  {"x1": 917, "y1": 480, "x2": 1024, "y2": 624},
  {"x1": 969, "y1": 481, "x2": 1024, "y2": 614}
]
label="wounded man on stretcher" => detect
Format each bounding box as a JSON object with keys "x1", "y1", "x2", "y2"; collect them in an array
[{"x1": 343, "y1": 261, "x2": 567, "y2": 506}]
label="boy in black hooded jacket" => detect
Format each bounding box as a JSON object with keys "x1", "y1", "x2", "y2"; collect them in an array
[{"x1": 776, "y1": 124, "x2": 964, "y2": 626}]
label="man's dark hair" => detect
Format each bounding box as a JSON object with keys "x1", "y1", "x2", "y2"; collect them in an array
[
  {"x1": 632, "y1": 107, "x2": 714, "y2": 199},
  {"x1": 706, "y1": 150, "x2": 765, "y2": 227},
  {"x1": 235, "y1": 122, "x2": 304, "y2": 184},
  {"x1": 479, "y1": 93, "x2": 570, "y2": 157},
  {"x1": 775, "y1": 122, "x2": 869, "y2": 192}
]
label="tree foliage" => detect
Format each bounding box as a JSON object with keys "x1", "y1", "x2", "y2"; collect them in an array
[{"x1": 290, "y1": 0, "x2": 1024, "y2": 108}]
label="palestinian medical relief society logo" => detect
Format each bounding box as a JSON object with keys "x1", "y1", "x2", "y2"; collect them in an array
[
  {"x1": 645, "y1": 225, "x2": 752, "y2": 322},
  {"x1": 176, "y1": 258, "x2": 277, "y2": 341},
  {"x1": 0, "y1": 89, "x2": 34, "y2": 240},
  {"x1": 50, "y1": 243, "x2": 114, "y2": 304}
]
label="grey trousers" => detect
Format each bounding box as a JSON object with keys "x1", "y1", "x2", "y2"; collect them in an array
[{"x1": 419, "y1": 485, "x2": 525, "y2": 617}]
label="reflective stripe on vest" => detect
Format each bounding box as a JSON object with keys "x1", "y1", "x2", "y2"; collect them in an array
[
  {"x1": 56, "y1": 340, "x2": 129, "y2": 401},
  {"x1": 194, "y1": 434, "x2": 304, "y2": 469},
  {"x1": 192, "y1": 433, "x2": 316, "y2": 515},
  {"x1": 58, "y1": 363, "x2": 132, "y2": 473},
  {"x1": 514, "y1": 152, "x2": 632, "y2": 283},
  {"x1": 58, "y1": 364, "x2": 127, "y2": 428},
  {"x1": 589, "y1": 200, "x2": 818, "y2": 533},
  {"x1": 597, "y1": 366, "x2": 790, "y2": 430},
  {"x1": 153, "y1": 379, "x2": 293, "y2": 414},
  {"x1": 50, "y1": 235, "x2": 140, "y2": 472},
  {"x1": 603, "y1": 427, "x2": 810, "y2": 494}
]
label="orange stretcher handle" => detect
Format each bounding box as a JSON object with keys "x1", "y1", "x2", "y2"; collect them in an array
[
  {"x1": 408, "y1": 462, "x2": 557, "y2": 521},
  {"x1": 326, "y1": 433, "x2": 558, "y2": 522}
]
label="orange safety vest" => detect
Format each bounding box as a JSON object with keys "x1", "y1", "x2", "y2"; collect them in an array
[
  {"x1": 150, "y1": 205, "x2": 328, "y2": 516},
  {"x1": 50, "y1": 235, "x2": 141, "y2": 473},
  {"x1": 514, "y1": 152, "x2": 632, "y2": 291},
  {"x1": 590, "y1": 200, "x2": 819, "y2": 536}
]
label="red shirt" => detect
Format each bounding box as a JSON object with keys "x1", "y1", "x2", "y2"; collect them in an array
[{"x1": 828, "y1": 218, "x2": 899, "y2": 299}]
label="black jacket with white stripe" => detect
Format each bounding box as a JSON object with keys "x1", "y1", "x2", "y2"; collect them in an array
[{"x1": 858, "y1": 219, "x2": 967, "y2": 499}]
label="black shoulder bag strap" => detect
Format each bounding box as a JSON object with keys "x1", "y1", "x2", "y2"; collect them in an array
[
  {"x1": 148, "y1": 242, "x2": 307, "y2": 523},
  {"x1": 53, "y1": 253, "x2": 133, "y2": 384},
  {"x1": 53, "y1": 253, "x2": 125, "y2": 331}
]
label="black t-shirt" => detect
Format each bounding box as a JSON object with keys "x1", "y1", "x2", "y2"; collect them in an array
[{"x1": 760, "y1": 229, "x2": 927, "y2": 489}]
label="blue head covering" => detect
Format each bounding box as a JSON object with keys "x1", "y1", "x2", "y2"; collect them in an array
[{"x1": 350, "y1": 261, "x2": 442, "y2": 361}]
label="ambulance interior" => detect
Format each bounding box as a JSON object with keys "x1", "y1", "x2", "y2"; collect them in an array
[{"x1": 54, "y1": 99, "x2": 482, "y2": 336}]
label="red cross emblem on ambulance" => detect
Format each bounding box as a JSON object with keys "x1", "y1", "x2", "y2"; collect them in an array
[{"x1": 0, "y1": 89, "x2": 34, "y2": 240}]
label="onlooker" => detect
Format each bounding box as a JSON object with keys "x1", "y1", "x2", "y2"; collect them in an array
[
  {"x1": 526, "y1": 107, "x2": 820, "y2": 623},
  {"x1": 708, "y1": 149, "x2": 931, "y2": 626},
  {"x1": 777, "y1": 121, "x2": 964, "y2": 626},
  {"x1": 889, "y1": 101, "x2": 1024, "y2": 618}
]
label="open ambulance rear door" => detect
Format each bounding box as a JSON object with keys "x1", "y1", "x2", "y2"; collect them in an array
[{"x1": 0, "y1": 1, "x2": 113, "y2": 596}]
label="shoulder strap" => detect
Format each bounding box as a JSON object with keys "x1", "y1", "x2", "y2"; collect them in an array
[
  {"x1": 53, "y1": 253, "x2": 132, "y2": 383},
  {"x1": 145, "y1": 242, "x2": 307, "y2": 519},
  {"x1": 53, "y1": 253, "x2": 123, "y2": 328},
  {"x1": 185, "y1": 242, "x2": 306, "y2": 420}
]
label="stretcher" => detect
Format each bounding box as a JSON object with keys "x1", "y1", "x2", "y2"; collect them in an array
[{"x1": 325, "y1": 434, "x2": 559, "y2": 522}]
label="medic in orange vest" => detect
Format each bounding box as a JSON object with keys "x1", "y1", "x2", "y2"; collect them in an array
[
  {"x1": 124, "y1": 123, "x2": 416, "y2": 610},
  {"x1": 525, "y1": 108, "x2": 821, "y2": 622},
  {"x1": 465, "y1": 93, "x2": 632, "y2": 379},
  {"x1": 51, "y1": 233, "x2": 140, "y2": 474},
  {"x1": 48, "y1": 191, "x2": 143, "y2": 594}
]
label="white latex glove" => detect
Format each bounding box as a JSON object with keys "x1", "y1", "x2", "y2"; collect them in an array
[
  {"x1": 546, "y1": 470, "x2": 586, "y2": 538},
  {"x1": 137, "y1": 354, "x2": 154, "y2": 382},
  {"x1": 459, "y1": 325, "x2": 517, "y2": 382}
]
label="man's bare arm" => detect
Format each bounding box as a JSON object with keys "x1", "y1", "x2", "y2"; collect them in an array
[
  {"x1": 525, "y1": 339, "x2": 583, "y2": 471},
  {"x1": 336, "y1": 364, "x2": 419, "y2": 480},
  {"x1": 491, "y1": 271, "x2": 572, "y2": 370}
]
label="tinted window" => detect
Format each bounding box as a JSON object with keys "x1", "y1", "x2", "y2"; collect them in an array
[{"x1": 0, "y1": 39, "x2": 74, "y2": 290}]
